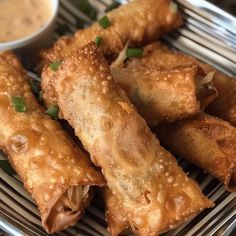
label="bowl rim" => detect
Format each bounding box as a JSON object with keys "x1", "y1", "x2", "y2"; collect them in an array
[{"x1": 0, "y1": 0, "x2": 59, "y2": 47}]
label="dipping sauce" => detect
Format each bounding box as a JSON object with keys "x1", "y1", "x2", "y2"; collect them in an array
[{"x1": 0, "y1": 0, "x2": 51, "y2": 43}]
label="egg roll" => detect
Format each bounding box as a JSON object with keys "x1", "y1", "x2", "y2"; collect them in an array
[
  {"x1": 45, "y1": 43, "x2": 213, "y2": 235},
  {"x1": 0, "y1": 51, "x2": 105, "y2": 234},
  {"x1": 157, "y1": 112, "x2": 236, "y2": 191},
  {"x1": 37, "y1": 0, "x2": 182, "y2": 71},
  {"x1": 112, "y1": 64, "x2": 217, "y2": 126}
]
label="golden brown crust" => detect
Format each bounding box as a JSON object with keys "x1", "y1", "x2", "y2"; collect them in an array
[
  {"x1": 128, "y1": 42, "x2": 197, "y2": 69},
  {"x1": 41, "y1": 65, "x2": 58, "y2": 107},
  {"x1": 112, "y1": 65, "x2": 200, "y2": 126},
  {"x1": 37, "y1": 0, "x2": 182, "y2": 71},
  {"x1": 0, "y1": 50, "x2": 26, "y2": 76},
  {"x1": 103, "y1": 187, "x2": 130, "y2": 236},
  {"x1": 50, "y1": 43, "x2": 213, "y2": 235},
  {"x1": 157, "y1": 112, "x2": 236, "y2": 191},
  {"x1": 127, "y1": 42, "x2": 218, "y2": 109},
  {"x1": 0, "y1": 52, "x2": 105, "y2": 234}
]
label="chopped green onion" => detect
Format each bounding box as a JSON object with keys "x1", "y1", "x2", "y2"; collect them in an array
[
  {"x1": 94, "y1": 36, "x2": 102, "y2": 46},
  {"x1": 105, "y1": 2, "x2": 120, "y2": 12},
  {"x1": 126, "y1": 48, "x2": 143, "y2": 58},
  {"x1": 0, "y1": 160, "x2": 16, "y2": 176},
  {"x1": 12, "y1": 96, "x2": 26, "y2": 112},
  {"x1": 49, "y1": 61, "x2": 62, "y2": 72},
  {"x1": 99, "y1": 15, "x2": 111, "y2": 29},
  {"x1": 170, "y1": 2, "x2": 178, "y2": 13},
  {"x1": 38, "y1": 91, "x2": 43, "y2": 104},
  {"x1": 46, "y1": 105, "x2": 59, "y2": 120},
  {"x1": 30, "y1": 78, "x2": 40, "y2": 95}
]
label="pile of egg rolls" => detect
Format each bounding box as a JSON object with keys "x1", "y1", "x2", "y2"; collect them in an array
[{"x1": 1, "y1": 0, "x2": 236, "y2": 235}]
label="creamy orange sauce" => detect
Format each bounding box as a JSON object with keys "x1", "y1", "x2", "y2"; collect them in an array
[{"x1": 0, "y1": 0, "x2": 51, "y2": 43}]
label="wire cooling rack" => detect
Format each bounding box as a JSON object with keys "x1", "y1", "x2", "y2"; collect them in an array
[{"x1": 0, "y1": 0, "x2": 236, "y2": 235}]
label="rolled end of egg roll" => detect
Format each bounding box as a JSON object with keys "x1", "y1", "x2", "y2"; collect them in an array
[
  {"x1": 0, "y1": 51, "x2": 105, "y2": 234},
  {"x1": 201, "y1": 63, "x2": 236, "y2": 127},
  {"x1": 37, "y1": 0, "x2": 182, "y2": 71},
  {"x1": 38, "y1": 185, "x2": 92, "y2": 233}
]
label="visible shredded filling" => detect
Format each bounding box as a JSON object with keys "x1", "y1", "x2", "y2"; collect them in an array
[
  {"x1": 59, "y1": 185, "x2": 90, "y2": 212},
  {"x1": 196, "y1": 72, "x2": 215, "y2": 88},
  {"x1": 110, "y1": 42, "x2": 129, "y2": 69},
  {"x1": 195, "y1": 71, "x2": 215, "y2": 101},
  {"x1": 46, "y1": 185, "x2": 90, "y2": 231}
]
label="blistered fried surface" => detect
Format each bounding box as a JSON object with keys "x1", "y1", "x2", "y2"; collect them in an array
[
  {"x1": 127, "y1": 42, "x2": 217, "y2": 109},
  {"x1": 41, "y1": 66, "x2": 58, "y2": 107},
  {"x1": 52, "y1": 43, "x2": 213, "y2": 236},
  {"x1": 103, "y1": 187, "x2": 130, "y2": 236},
  {"x1": 0, "y1": 51, "x2": 26, "y2": 76},
  {"x1": 112, "y1": 65, "x2": 200, "y2": 126},
  {"x1": 0, "y1": 52, "x2": 105, "y2": 234},
  {"x1": 157, "y1": 112, "x2": 236, "y2": 191},
  {"x1": 128, "y1": 42, "x2": 197, "y2": 69},
  {"x1": 37, "y1": 0, "x2": 182, "y2": 71},
  {"x1": 202, "y1": 64, "x2": 236, "y2": 126}
]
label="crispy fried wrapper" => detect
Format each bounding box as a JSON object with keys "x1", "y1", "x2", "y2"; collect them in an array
[
  {"x1": 0, "y1": 52, "x2": 105, "y2": 234},
  {"x1": 103, "y1": 187, "x2": 130, "y2": 236},
  {"x1": 139, "y1": 43, "x2": 236, "y2": 128},
  {"x1": 156, "y1": 112, "x2": 236, "y2": 191},
  {"x1": 37, "y1": 0, "x2": 182, "y2": 71},
  {"x1": 127, "y1": 42, "x2": 196, "y2": 68},
  {"x1": 112, "y1": 64, "x2": 215, "y2": 126},
  {"x1": 201, "y1": 64, "x2": 236, "y2": 126},
  {"x1": 127, "y1": 42, "x2": 217, "y2": 108},
  {"x1": 48, "y1": 43, "x2": 213, "y2": 235}
]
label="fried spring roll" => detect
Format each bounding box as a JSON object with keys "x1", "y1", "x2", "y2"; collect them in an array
[
  {"x1": 201, "y1": 64, "x2": 236, "y2": 126},
  {"x1": 156, "y1": 112, "x2": 236, "y2": 191},
  {"x1": 134, "y1": 43, "x2": 236, "y2": 128},
  {"x1": 37, "y1": 0, "x2": 182, "y2": 71},
  {"x1": 45, "y1": 43, "x2": 213, "y2": 235},
  {"x1": 0, "y1": 52, "x2": 105, "y2": 234},
  {"x1": 112, "y1": 64, "x2": 217, "y2": 126}
]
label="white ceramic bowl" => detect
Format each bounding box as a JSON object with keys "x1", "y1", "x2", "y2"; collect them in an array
[{"x1": 0, "y1": 0, "x2": 59, "y2": 67}]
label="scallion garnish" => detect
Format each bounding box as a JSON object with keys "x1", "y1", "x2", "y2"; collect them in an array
[
  {"x1": 126, "y1": 48, "x2": 143, "y2": 58},
  {"x1": 46, "y1": 105, "x2": 59, "y2": 120},
  {"x1": 105, "y1": 2, "x2": 120, "y2": 12},
  {"x1": 99, "y1": 15, "x2": 111, "y2": 29},
  {"x1": 0, "y1": 160, "x2": 16, "y2": 176},
  {"x1": 49, "y1": 61, "x2": 62, "y2": 72},
  {"x1": 38, "y1": 91, "x2": 43, "y2": 104},
  {"x1": 12, "y1": 96, "x2": 26, "y2": 112},
  {"x1": 94, "y1": 36, "x2": 102, "y2": 46}
]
